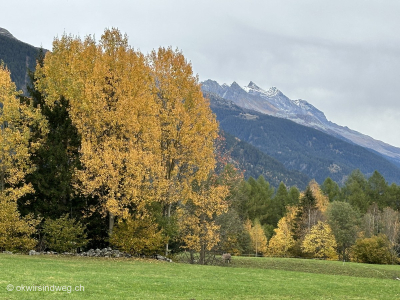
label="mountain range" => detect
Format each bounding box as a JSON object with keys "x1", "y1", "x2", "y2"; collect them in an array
[
  {"x1": 1, "y1": 27, "x2": 400, "y2": 188},
  {"x1": 202, "y1": 80, "x2": 400, "y2": 168},
  {"x1": 207, "y1": 91, "x2": 400, "y2": 186}
]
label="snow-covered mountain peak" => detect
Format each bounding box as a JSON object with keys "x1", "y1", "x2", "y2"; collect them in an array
[
  {"x1": 293, "y1": 99, "x2": 310, "y2": 108},
  {"x1": 265, "y1": 86, "x2": 282, "y2": 97},
  {"x1": 244, "y1": 82, "x2": 282, "y2": 97},
  {"x1": 201, "y1": 79, "x2": 400, "y2": 165}
]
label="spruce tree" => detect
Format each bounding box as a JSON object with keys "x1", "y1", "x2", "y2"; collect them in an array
[{"x1": 20, "y1": 48, "x2": 83, "y2": 219}]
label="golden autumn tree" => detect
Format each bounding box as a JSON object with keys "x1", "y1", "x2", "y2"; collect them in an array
[
  {"x1": 178, "y1": 174, "x2": 229, "y2": 264},
  {"x1": 36, "y1": 29, "x2": 163, "y2": 235},
  {"x1": 148, "y1": 47, "x2": 221, "y2": 256},
  {"x1": 292, "y1": 180, "x2": 330, "y2": 255},
  {"x1": 301, "y1": 221, "x2": 338, "y2": 260},
  {"x1": 309, "y1": 179, "x2": 329, "y2": 214},
  {"x1": 245, "y1": 219, "x2": 268, "y2": 256},
  {"x1": 0, "y1": 64, "x2": 44, "y2": 251},
  {"x1": 268, "y1": 206, "x2": 298, "y2": 257}
]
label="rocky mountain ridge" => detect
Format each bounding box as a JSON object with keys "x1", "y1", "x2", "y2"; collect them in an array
[
  {"x1": 207, "y1": 92, "x2": 400, "y2": 185},
  {"x1": 202, "y1": 80, "x2": 400, "y2": 166}
]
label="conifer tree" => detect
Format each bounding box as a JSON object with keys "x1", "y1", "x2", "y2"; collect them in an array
[
  {"x1": 321, "y1": 177, "x2": 340, "y2": 202},
  {"x1": 20, "y1": 48, "x2": 83, "y2": 218}
]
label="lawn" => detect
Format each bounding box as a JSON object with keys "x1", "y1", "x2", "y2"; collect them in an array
[{"x1": 0, "y1": 254, "x2": 399, "y2": 299}]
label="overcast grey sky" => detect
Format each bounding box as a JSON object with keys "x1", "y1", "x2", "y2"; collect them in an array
[{"x1": 3, "y1": 0, "x2": 400, "y2": 147}]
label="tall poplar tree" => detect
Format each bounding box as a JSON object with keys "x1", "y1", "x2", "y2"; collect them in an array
[
  {"x1": 36, "y1": 29, "x2": 162, "y2": 235},
  {"x1": 0, "y1": 64, "x2": 44, "y2": 251},
  {"x1": 148, "y1": 47, "x2": 220, "y2": 256}
]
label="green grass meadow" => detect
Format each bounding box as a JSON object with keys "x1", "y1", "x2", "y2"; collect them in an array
[{"x1": 0, "y1": 254, "x2": 399, "y2": 299}]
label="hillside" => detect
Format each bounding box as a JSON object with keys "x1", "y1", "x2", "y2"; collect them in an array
[
  {"x1": 220, "y1": 130, "x2": 310, "y2": 189},
  {"x1": 202, "y1": 80, "x2": 400, "y2": 167},
  {"x1": 207, "y1": 92, "x2": 400, "y2": 185},
  {"x1": 0, "y1": 27, "x2": 40, "y2": 93}
]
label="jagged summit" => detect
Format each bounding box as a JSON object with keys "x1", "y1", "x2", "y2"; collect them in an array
[
  {"x1": 247, "y1": 81, "x2": 261, "y2": 90},
  {"x1": 201, "y1": 79, "x2": 400, "y2": 164}
]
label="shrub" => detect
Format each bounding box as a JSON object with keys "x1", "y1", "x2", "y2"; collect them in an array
[
  {"x1": 0, "y1": 197, "x2": 40, "y2": 252},
  {"x1": 43, "y1": 214, "x2": 88, "y2": 253},
  {"x1": 110, "y1": 216, "x2": 165, "y2": 255},
  {"x1": 351, "y1": 234, "x2": 394, "y2": 264}
]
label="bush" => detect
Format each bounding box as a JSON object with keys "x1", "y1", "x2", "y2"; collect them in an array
[
  {"x1": 351, "y1": 234, "x2": 394, "y2": 264},
  {"x1": 43, "y1": 214, "x2": 88, "y2": 253},
  {"x1": 0, "y1": 197, "x2": 40, "y2": 252},
  {"x1": 110, "y1": 216, "x2": 165, "y2": 255}
]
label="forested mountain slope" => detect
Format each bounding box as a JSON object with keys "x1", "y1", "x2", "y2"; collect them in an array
[
  {"x1": 220, "y1": 130, "x2": 310, "y2": 189},
  {"x1": 208, "y1": 92, "x2": 400, "y2": 185},
  {"x1": 203, "y1": 79, "x2": 400, "y2": 167},
  {"x1": 0, "y1": 27, "x2": 40, "y2": 94}
]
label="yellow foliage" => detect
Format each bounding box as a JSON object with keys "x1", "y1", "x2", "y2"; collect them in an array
[
  {"x1": 36, "y1": 29, "x2": 162, "y2": 222},
  {"x1": 301, "y1": 221, "x2": 338, "y2": 260},
  {"x1": 309, "y1": 179, "x2": 329, "y2": 213},
  {"x1": 36, "y1": 29, "x2": 223, "y2": 254},
  {"x1": 0, "y1": 64, "x2": 43, "y2": 251},
  {"x1": 110, "y1": 214, "x2": 165, "y2": 255},
  {"x1": 0, "y1": 195, "x2": 39, "y2": 251},
  {"x1": 246, "y1": 219, "x2": 268, "y2": 256},
  {"x1": 36, "y1": 31, "x2": 221, "y2": 244},
  {"x1": 178, "y1": 179, "x2": 229, "y2": 254},
  {"x1": 268, "y1": 206, "x2": 298, "y2": 257},
  {"x1": 148, "y1": 47, "x2": 219, "y2": 205}
]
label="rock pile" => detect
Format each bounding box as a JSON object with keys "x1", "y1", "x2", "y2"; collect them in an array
[
  {"x1": 28, "y1": 247, "x2": 132, "y2": 258},
  {"x1": 154, "y1": 254, "x2": 173, "y2": 262},
  {"x1": 25, "y1": 248, "x2": 172, "y2": 262},
  {"x1": 79, "y1": 248, "x2": 131, "y2": 258}
]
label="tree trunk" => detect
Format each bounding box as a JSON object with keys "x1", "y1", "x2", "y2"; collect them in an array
[
  {"x1": 165, "y1": 203, "x2": 171, "y2": 256},
  {"x1": 190, "y1": 251, "x2": 195, "y2": 264},
  {"x1": 200, "y1": 243, "x2": 206, "y2": 265},
  {"x1": 109, "y1": 212, "x2": 115, "y2": 237}
]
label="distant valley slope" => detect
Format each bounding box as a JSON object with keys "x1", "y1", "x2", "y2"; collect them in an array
[
  {"x1": 219, "y1": 130, "x2": 310, "y2": 189},
  {"x1": 0, "y1": 27, "x2": 40, "y2": 93},
  {"x1": 202, "y1": 80, "x2": 400, "y2": 167},
  {"x1": 207, "y1": 92, "x2": 400, "y2": 185}
]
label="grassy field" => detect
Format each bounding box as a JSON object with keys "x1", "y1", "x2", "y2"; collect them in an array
[{"x1": 0, "y1": 254, "x2": 399, "y2": 299}]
